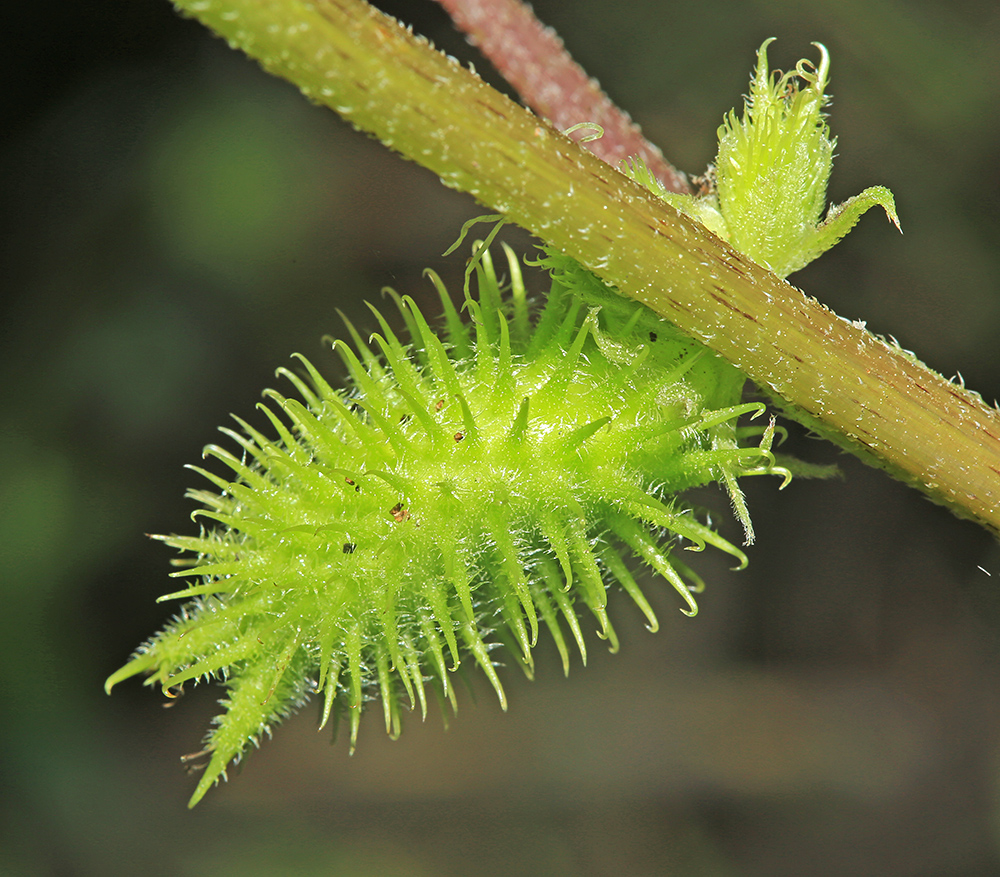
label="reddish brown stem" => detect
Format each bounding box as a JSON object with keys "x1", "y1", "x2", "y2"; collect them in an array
[{"x1": 434, "y1": 0, "x2": 690, "y2": 194}]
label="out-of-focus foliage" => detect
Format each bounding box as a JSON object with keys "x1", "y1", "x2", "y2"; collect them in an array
[{"x1": 2, "y1": 1, "x2": 1000, "y2": 874}]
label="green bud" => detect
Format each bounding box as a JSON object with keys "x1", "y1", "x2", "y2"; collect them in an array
[{"x1": 641, "y1": 40, "x2": 900, "y2": 278}]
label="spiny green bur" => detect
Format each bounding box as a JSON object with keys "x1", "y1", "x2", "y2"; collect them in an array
[
  {"x1": 629, "y1": 40, "x2": 900, "y2": 279},
  {"x1": 106, "y1": 241, "x2": 791, "y2": 807}
]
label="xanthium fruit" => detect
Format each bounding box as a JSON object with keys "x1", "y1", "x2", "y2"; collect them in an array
[{"x1": 106, "y1": 244, "x2": 790, "y2": 806}]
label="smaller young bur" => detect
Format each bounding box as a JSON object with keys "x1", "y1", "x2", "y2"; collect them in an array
[{"x1": 627, "y1": 39, "x2": 899, "y2": 280}]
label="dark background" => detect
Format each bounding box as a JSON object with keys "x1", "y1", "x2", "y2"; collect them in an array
[{"x1": 3, "y1": 1, "x2": 1000, "y2": 874}]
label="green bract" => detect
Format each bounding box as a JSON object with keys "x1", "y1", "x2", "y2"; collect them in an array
[
  {"x1": 106, "y1": 244, "x2": 790, "y2": 807},
  {"x1": 630, "y1": 40, "x2": 900, "y2": 278}
]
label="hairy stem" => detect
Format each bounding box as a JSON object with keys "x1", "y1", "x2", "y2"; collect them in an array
[
  {"x1": 433, "y1": 0, "x2": 689, "y2": 194},
  {"x1": 170, "y1": 0, "x2": 1000, "y2": 536}
]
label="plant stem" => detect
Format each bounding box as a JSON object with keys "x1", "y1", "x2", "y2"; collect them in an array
[
  {"x1": 432, "y1": 0, "x2": 690, "y2": 194},
  {"x1": 170, "y1": 0, "x2": 1000, "y2": 536}
]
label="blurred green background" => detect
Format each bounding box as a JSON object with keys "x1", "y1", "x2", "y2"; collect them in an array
[{"x1": 3, "y1": 1, "x2": 1000, "y2": 874}]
